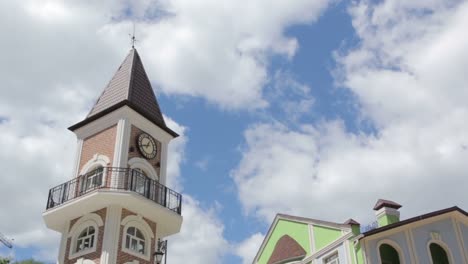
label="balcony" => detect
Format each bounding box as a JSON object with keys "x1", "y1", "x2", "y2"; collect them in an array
[{"x1": 43, "y1": 167, "x2": 183, "y2": 236}]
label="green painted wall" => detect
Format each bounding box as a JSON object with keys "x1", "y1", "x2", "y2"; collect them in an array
[
  {"x1": 313, "y1": 225, "x2": 342, "y2": 251},
  {"x1": 355, "y1": 242, "x2": 364, "y2": 264},
  {"x1": 377, "y1": 214, "x2": 399, "y2": 227},
  {"x1": 257, "y1": 220, "x2": 310, "y2": 264},
  {"x1": 351, "y1": 225, "x2": 361, "y2": 235},
  {"x1": 348, "y1": 240, "x2": 355, "y2": 264}
]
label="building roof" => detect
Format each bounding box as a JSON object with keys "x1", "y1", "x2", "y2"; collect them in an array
[
  {"x1": 363, "y1": 206, "x2": 467, "y2": 237},
  {"x1": 276, "y1": 213, "x2": 350, "y2": 228},
  {"x1": 69, "y1": 48, "x2": 178, "y2": 137},
  {"x1": 344, "y1": 218, "x2": 360, "y2": 225},
  {"x1": 373, "y1": 199, "x2": 402, "y2": 210},
  {"x1": 253, "y1": 213, "x2": 351, "y2": 263},
  {"x1": 267, "y1": 235, "x2": 306, "y2": 264}
]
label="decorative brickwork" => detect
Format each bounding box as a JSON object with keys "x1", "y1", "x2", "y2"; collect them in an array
[
  {"x1": 117, "y1": 208, "x2": 157, "y2": 264},
  {"x1": 78, "y1": 125, "x2": 117, "y2": 174},
  {"x1": 65, "y1": 208, "x2": 107, "y2": 264},
  {"x1": 128, "y1": 125, "x2": 161, "y2": 177}
]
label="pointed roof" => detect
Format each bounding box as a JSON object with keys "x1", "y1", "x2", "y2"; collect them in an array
[
  {"x1": 69, "y1": 48, "x2": 178, "y2": 137},
  {"x1": 344, "y1": 218, "x2": 360, "y2": 226},
  {"x1": 267, "y1": 235, "x2": 306, "y2": 264}
]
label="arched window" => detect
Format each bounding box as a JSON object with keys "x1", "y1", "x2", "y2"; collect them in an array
[
  {"x1": 128, "y1": 157, "x2": 159, "y2": 181},
  {"x1": 68, "y1": 213, "x2": 103, "y2": 259},
  {"x1": 81, "y1": 166, "x2": 104, "y2": 193},
  {"x1": 120, "y1": 215, "x2": 154, "y2": 261},
  {"x1": 75, "y1": 226, "x2": 95, "y2": 253},
  {"x1": 379, "y1": 243, "x2": 401, "y2": 264},
  {"x1": 125, "y1": 227, "x2": 146, "y2": 254},
  {"x1": 429, "y1": 243, "x2": 450, "y2": 264}
]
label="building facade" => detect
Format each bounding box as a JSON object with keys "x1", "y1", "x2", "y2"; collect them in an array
[
  {"x1": 43, "y1": 48, "x2": 183, "y2": 264},
  {"x1": 253, "y1": 199, "x2": 468, "y2": 264}
]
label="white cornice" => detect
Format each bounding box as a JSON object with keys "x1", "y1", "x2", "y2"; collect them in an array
[{"x1": 73, "y1": 106, "x2": 174, "y2": 143}]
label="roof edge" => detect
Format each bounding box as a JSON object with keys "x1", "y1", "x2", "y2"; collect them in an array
[
  {"x1": 68, "y1": 100, "x2": 179, "y2": 138},
  {"x1": 362, "y1": 206, "x2": 467, "y2": 237},
  {"x1": 276, "y1": 213, "x2": 349, "y2": 228}
]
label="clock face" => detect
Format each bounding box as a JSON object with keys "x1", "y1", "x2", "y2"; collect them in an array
[{"x1": 137, "y1": 133, "x2": 157, "y2": 159}]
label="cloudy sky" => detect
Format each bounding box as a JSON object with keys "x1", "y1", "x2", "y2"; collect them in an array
[{"x1": 0, "y1": 0, "x2": 467, "y2": 263}]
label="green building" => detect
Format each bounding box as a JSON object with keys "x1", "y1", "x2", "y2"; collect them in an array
[{"x1": 252, "y1": 199, "x2": 468, "y2": 264}]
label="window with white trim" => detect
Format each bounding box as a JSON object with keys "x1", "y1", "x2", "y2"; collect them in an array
[
  {"x1": 125, "y1": 227, "x2": 146, "y2": 255},
  {"x1": 429, "y1": 243, "x2": 450, "y2": 264},
  {"x1": 81, "y1": 166, "x2": 103, "y2": 192},
  {"x1": 324, "y1": 252, "x2": 339, "y2": 264},
  {"x1": 75, "y1": 226, "x2": 95, "y2": 253}
]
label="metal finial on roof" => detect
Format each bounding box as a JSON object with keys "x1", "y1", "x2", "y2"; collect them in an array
[{"x1": 130, "y1": 22, "x2": 137, "y2": 48}]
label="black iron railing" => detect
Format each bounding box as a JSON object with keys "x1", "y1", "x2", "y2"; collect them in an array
[{"x1": 46, "y1": 167, "x2": 182, "y2": 215}]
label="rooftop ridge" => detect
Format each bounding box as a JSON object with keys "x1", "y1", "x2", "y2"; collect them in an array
[{"x1": 71, "y1": 48, "x2": 174, "y2": 136}]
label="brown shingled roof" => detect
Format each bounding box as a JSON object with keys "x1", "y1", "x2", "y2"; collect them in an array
[
  {"x1": 69, "y1": 48, "x2": 178, "y2": 137},
  {"x1": 267, "y1": 235, "x2": 306, "y2": 264}
]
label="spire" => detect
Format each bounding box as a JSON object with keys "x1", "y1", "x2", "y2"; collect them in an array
[{"x1": 69, "y1": 48, "x2": 178, "y2": 137}]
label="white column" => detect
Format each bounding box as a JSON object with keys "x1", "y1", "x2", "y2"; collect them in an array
[
  {"x1": 72, "y1": 139, "x2": 83, "y2": 178},
  {"x1": 112, "y1": 119, "x2": 131, "y2": 188},
  {"x1": 57, "y1": 221, "x2": 70, "y2": 264},
  {"x1": 159, "y1": 142, "x2": 168, "y2": 185},
  {"x1": 112, "y1": 119, "x2": 131, "y2": 168},
  {"x1": 100, "y1": 205, "x2": 122, "y2": 264}
]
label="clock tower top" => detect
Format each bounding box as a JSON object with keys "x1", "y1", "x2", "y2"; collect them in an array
[
  {"x1": 69, "y1": 48, "x2": 178, "y2": 138},
  {"x1": 43, "y1": 48, "x2": 183, "y2": 264}
]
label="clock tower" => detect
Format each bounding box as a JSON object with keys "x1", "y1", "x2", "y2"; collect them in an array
[{"x1": 43, "y1": 48, "x2": 183, "y2": 264}]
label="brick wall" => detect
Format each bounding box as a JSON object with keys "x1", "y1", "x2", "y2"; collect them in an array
[
  {"x1": 65, "y1": 208, "x2": 107, "y2": 264},
  {"x1": 78, "y1": 125, "x2": 117, "y2": 174},
  {"x1": 117, "y1": 208, "x2": 157, "y2": 264},
  {"x1": 128, "y1": 125, "x2": 161, "y2": 177}
]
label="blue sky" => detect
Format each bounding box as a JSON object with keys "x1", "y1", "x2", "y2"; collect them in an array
[{"x1": 1, "y1": 1, "x2": 468, "y2": 263}]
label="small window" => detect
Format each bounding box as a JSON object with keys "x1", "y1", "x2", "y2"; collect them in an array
[
  {"x1": 76, "y1": 226, "x2": 95, "y2": 253},
  {"x1": 379, "y1": 243, "x2": 400, "y2": 264},
  {"x1": 324, "y1": 253, "x2": 339, "y2": 264},
  {"x1": 125, "y1": 227, "x2": 146, "y2": 255},
  {"x1": 81, "y1": 167, "x2": 103, "y2": 192},
  {"x1": 430, "y1": 243, "x2": 450, "y2": 264}
]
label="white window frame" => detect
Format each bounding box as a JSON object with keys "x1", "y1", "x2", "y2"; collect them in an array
[
  {"x1": 376, "y1": 239, "x2": 406, "y2": 264},
  {"x1": 75, "y1": 226, "x2": 96, "y2": 253},
  {"x1": 68, "y1": 213, "x2": 104, "y2": 260},
  {"x1": 121, "y1": 215, "x2": 154, "y2": 261},
  {"x1": 79, "y1": 154, "x2": 110, "y2": 190},
  {"x1": 128, "y1": 157, "x2": 159, "y2": 181},
  {"x1": 426, "y1": 240, "x2": 454, "y2": 264},
  {"x1": 323, "y1": 251, "x2": 340, "y2": 264},
  {"x1": 125, "y1": 227, "x2": 147, "y2": 255},
  {"x1": 81, "y1": 166, "x2": 105, "y2": 192}
]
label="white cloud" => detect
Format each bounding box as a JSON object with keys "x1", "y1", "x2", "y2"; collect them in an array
[
  {"x1": 167, "y1": 196, "x2": 228, "y2": 264},
  {"x1": 233, "y1": 0, "x2": 468, "y2": 226},
  {"x1": 165, "y1": 116, "x2": 188, "y2": 191},
  {"x1": 0, "y1": 1, "x2": 233, "y2": 261},
  {"x1": 164, "y1": 122, "x2": 228, "y2": 264},
  {"x1": 128, "y1": 0, "x2": 331, "y2": 109},
  {"x1": 235, "y1": 233, "x2": 265, "y2": 264}
]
